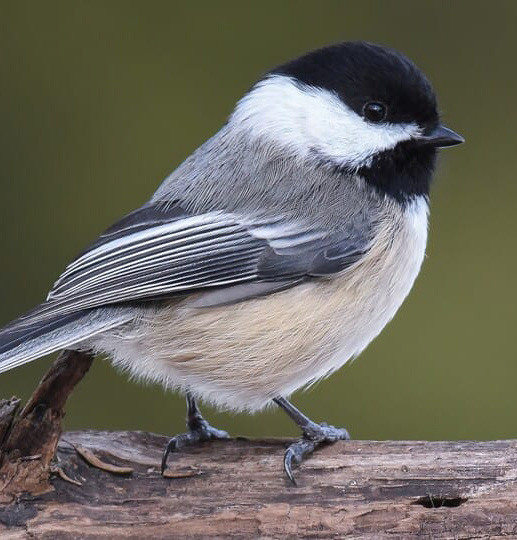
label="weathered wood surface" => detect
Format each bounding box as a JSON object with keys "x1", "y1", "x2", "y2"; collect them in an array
[
  {"x1": 1, "y1": 431, "x2": 517, "y2": 539},
  {"x1": 0, "y1": 351, "x2": 94, "y2": 499}
]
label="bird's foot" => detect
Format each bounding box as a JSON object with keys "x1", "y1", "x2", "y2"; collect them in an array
[
  {"x1": 161, "y1": 415, "x2": 229, "y2": 474},
  {"x1": 283, "y1": 421, "x2": 350, "y2": 485}
]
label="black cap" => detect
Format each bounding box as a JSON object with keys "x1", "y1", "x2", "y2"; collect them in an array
[{"x1": 272, "y1": 42, "x2": 439, "y2": 131}]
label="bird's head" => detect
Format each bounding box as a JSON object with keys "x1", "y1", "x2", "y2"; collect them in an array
[{"x1": 231, "y1": 41, "x2": 463, "y2": 203}]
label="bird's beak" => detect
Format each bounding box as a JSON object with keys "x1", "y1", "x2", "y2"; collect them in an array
[{"x1": 416, "y1": 125, "x2": 465, "y2": 148}]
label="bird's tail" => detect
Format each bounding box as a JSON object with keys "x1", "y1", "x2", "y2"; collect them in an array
[{"x1": 0, "y1": 302, "x2": 133, "y2": 374}]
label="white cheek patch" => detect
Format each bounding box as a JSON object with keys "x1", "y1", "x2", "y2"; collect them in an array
[{"x1": 231, "y1": 75, "x2": 421, "y2": 169}]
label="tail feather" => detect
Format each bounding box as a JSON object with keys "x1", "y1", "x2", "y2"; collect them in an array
[{"x1": 0, "y1": 302, "x2": 133, "y2": 374}]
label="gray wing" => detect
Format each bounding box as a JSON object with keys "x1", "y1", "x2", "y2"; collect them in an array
[{"x1": 40, "y1": 202, "x2": 372, "y2": 316}]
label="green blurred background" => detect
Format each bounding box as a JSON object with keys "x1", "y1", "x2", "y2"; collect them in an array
[{"x1": 0, "y1": 1, "x2": 515, "y2": 442}]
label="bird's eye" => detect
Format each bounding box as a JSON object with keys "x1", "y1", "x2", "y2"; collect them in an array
[{"x1": 362, "y1": 102, "x2": 388, "y2": 123}]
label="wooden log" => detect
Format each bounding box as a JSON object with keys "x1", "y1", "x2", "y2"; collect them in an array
[{"x1": 0, "y1": 431, "x2": 516, "y2": 538}]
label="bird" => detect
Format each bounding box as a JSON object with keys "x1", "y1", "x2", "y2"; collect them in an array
[{"x1": 0, "y1": 41, "x2": 463, "y2": 484}]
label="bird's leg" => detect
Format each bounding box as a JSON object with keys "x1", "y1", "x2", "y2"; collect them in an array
[
  {"x1": 161, "y1": 392, "x2": 229, "y2": 474},
  {"x1": 273, "y1": 396, "x2": 350, "y2": 485}
]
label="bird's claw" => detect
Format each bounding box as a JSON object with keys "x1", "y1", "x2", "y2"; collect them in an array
[
  {"x1": 283, "y1": 422, "x2": 350, "y2": 485},
  {"x1": 161, "y1": 420, "x2": 229, "y2": 475}
]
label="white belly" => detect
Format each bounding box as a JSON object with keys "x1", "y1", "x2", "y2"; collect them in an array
[{"x1": 91, "y1": 198, "x2": 428, "y2": 412}]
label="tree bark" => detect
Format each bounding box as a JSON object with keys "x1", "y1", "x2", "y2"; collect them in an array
[
  {"x1": 0, "y1": 350, "x2": 94, "y2": 500},
  {"x1": 0, "y1": 430, "x2": 516, "y2": 539}
]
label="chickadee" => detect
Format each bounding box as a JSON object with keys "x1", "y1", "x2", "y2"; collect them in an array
[{"x1": 0, "y1": 42, "x2": 463, "y2": 483}]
